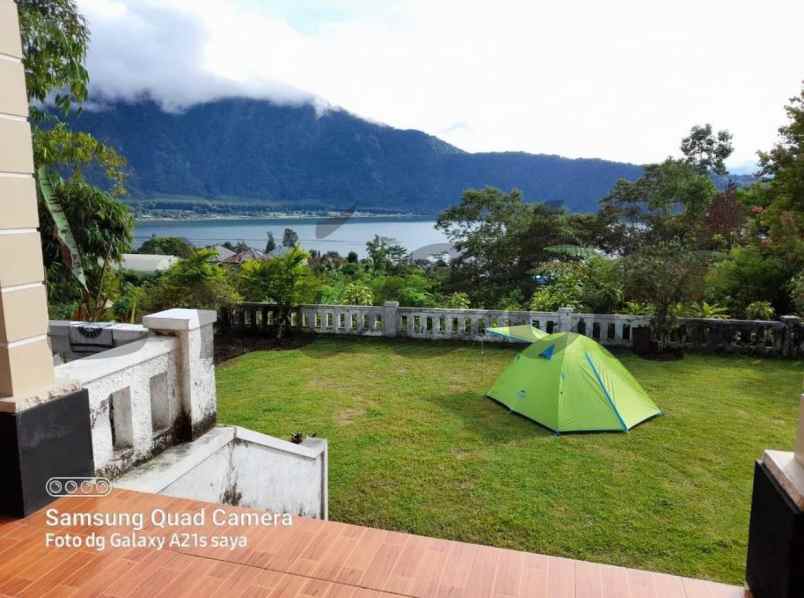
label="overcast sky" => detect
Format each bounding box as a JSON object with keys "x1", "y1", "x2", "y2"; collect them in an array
[{"x1": 78, "y1": 0, "x2": 803, "y2": 171}]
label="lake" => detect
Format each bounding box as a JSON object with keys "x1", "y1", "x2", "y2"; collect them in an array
[{"x1": 134, "y1": 217, "x2": 450, "y2": 258}]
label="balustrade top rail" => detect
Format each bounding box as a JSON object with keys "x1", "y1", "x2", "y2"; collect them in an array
[{"x1": 219, "y1": 302, "x2": 803, "y2": 357}]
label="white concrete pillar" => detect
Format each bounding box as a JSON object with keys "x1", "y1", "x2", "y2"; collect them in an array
[
  {"x1": 796, "y1": 394, "x2": 804, "y2": 467},
  {"x1": 383, "y1": 301, "x2": 399, "y2": 337},
  {"x1": 558, "y1": 306, "x2": 574, "y2": 333},
  {"x1": 143, "y1": 309, "x2": 217, "y2": 439},
  {"x1": 0, "y1": 0, "x2": 55, "y2": 400}
]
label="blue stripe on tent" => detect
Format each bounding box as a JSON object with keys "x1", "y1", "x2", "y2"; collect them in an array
[
  {"x1": 584, "y1": 351, "x2": 628, "y2": 432},
  {"x1": 540, "y1": 344, "x2": 556, "y2": 360}
]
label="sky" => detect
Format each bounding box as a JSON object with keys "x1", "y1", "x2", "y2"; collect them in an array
[{"x1": 77, "y1": 0, "x2": 803, "y2": 171}]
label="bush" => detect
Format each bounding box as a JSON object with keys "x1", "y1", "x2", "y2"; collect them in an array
[
  {"x1": 341, "y1": 283, "x2": 374, "y2": 306},
  {"x1": 744, "y1": 300, "x2": 775, "y2": 320},
  {"x1": 442, "y1": 292, "x2": 471, "y2": 309},
  {"x1": 705, "y1": 245, "x2": 795, "y2": 316},
  {"x1": 528, "y1": 257, "x2": 623, "y2": 313},
  {"x1": 138, "y1": 235, "x2": 195, "y2": 258},
  {"x1": 790, "y1": 273, "x2": 804, "y2": 316},
  {"x1": 621, "y1": 301, "x2": 654, "y2": 316},
  {"x1": 528, "y1": 261, "x2": 585, "y2": 311},
  {"x1": 238, "y1": 248, "x2": 318, "y2": 336},
  {"x1": 144, "y1": 249, "x2": 240, "y2": 313},
  {"x1": 680, "y1": 301, "x2": 730, "y2": 319}
]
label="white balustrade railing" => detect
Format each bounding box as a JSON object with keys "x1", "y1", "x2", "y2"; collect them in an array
[{"x1": 222, "y1": 302, "x2": 804, "y2": 356}]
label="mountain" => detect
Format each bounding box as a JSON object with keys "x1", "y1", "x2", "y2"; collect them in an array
[{"x1": 67, "y1": 97, "x2": 646, "y2": 214}]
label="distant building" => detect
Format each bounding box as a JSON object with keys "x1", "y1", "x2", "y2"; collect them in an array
[
  {"x1": 120, "y1": 253, "x2": 180, "y2": 274},
  {"x1": 208, "y1": 245, "x2": 236, "y2": 263},
  {"x1": 220, "y1": 247, "x2": 268, "y2": 265}
]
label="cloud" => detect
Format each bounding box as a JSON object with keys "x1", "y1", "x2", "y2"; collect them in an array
[
  {"x1": 78, "y1": 0, "x2": 803, "y2": 166},
  {"x1": 79, "y1": 0, "x2": 319, "y2": 111}
]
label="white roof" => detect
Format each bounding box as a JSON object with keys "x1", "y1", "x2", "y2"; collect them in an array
[{"x1": 120, "y1": 253, "x2": 180, "y2": 273}]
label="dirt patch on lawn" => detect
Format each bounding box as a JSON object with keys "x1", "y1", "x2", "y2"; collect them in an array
[{"x1": 335, "y1": 407, "x2": 366, "y2": 426}]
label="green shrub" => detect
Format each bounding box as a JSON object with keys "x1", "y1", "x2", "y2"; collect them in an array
[
  {"x1": 790, "y1": 273, "x2": 804, "y2": 316},
  {"x1": 144, "y1": 249, "x2": 240, "y2": 313},
  {"x1": 680, "y1": 301, "x2": 731, "y2": 319},
  {"x1": 341, "y1": 283, "x2": 374, "y2": 306},
  {"x1": 443, "y1": 292, "x2": 471, "y2": 309},
  {"x1": 744, "y1": 300, "x2": 775, "y2": 320}
]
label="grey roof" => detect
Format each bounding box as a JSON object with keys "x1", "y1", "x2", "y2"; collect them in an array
[{"x1": 209, "y1": 245, "x2": 236, "y2": 262}]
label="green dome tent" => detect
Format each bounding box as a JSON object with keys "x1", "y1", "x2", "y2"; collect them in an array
[{"x1": 486, "y1": 332, "x2": 661, "y2": 433}]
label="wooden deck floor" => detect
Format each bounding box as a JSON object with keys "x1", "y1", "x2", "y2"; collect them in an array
[{"x1": 0, "y1": 490, "x2": 747, "y2": 598}]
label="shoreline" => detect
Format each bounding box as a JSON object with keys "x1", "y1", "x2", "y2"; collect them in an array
[{"x1": 134, "y1": 214, "x2": 437, "y2": 225}]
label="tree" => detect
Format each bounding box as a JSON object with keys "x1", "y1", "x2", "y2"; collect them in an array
[
  {"x1": 755, "y1": 85, "x2": 804, "y2": 270},
  {"x1": 623, "y1": 242, "x2": 708, "y2": 349},
  {"x1": 601, "y1": 124, "x2": 733, "y2": 253},
  {"x1": 680, "y1": 124, "x2": 734, "y2": 176},
  {"x1": 265, "y1": 232, "x2": 276, "y2": 254},
  {"x1": 19, "y1": 0, "x2": 131, "y2": 316},
  {"x1": 144, "y1": 249, "x2": 240, "y2": 313},
  {"x1": 238, "y1": 247, "x2": 317, "y2": 337},
  {"x1": 138, "y1": 236, "x2": 194, "y2": 258},
  {"x1": 702, "y1": 85, "x2": 804, "y2": 316},
  {"x1": 282, "y1": 228, "x2": 299, "y2": 248},
  {"x1": 601, "y1": 159, "x2": 718, "y2": 251},
  {"x1": 347, "y1": 251, "x2": 359, "y2": 263},
  {"x1": 437, "y1": 187, "x2": 571, "y2": 307},
  {"x1": 366, "y1": 235, "x2": 408, "y2": 273},
  {"x1": 40, "y1": 179, "x2": 133, "y2": 320},
  {"x1": 17, "y1": 0, "x2": 89, "y2": 120}
]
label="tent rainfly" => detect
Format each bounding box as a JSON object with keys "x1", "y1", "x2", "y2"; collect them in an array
[
  {"x1": 486, "y1": 324, "x2": 549, "y2": 344},
  {"x1": 486, "y1": 332, "x2": 662, "y2": 433}
]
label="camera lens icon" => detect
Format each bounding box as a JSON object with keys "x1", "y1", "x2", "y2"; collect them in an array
[
  {"x1": 46, "y1": 477, "x2": 112, "y2": 498},
  {"x1": 46, "y1": 479, "x2": 63, "y2": 496}
]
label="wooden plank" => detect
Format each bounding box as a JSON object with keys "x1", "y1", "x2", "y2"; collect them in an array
[
  {"x1": 600, "y1": 564, "x2": 631, "y2": 598},
  {"x1": 359, "y1": 534, "x2": 407, "y2": 590},
  {"x1": 406, "y1": 537, "x2": 451, "y2": 598},
  {"x1": 575, "y1": 560, "x2": 603, "y2": 598},
  {"x1": 546, "y1": 557, "x2": 575, "y2": 598},
  {"x1": 490, "y1": 548, "x2": 524, "y2": 598},
  {"x1": 464, "y1": 543, "x2": 500, "y2": 598},
  {"x1": 627, "y1": 567, "x2": 657, "y2": 598},
  {"x1": 650, "y1": 573, "x2": 685, "y2": 598},
  {"x1": 435, "y1": 540, "x2": 478, "y2": 598},
  {"x1": 335, "y1": 528, "x2": 388, "y2": 586},
  {"x1": 519, "y1": 552, "x2": 549, "y2": 598},
  {"x1": 312, "y1": 525, "x2": 366, "y2": 582}
]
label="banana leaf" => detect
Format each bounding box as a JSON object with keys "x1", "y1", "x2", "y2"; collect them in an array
[{"x1": 36, "y1": 166, "x2": 87, "y2": 291}]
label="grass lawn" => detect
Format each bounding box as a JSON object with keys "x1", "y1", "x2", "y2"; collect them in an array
[{"x1": 216, "y1": 336, "x2": 803, "y2": 584}]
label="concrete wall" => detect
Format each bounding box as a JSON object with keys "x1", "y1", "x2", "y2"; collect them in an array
[
  {"x1": 54, "y1": 309, "x2": 218, "y2": 477},
  {"x1": 56, "y1": 336, "x2": 180, "y2": 477},
  {"x1": 116, "y1": 426, "x2": 329, "y2": 519}
]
